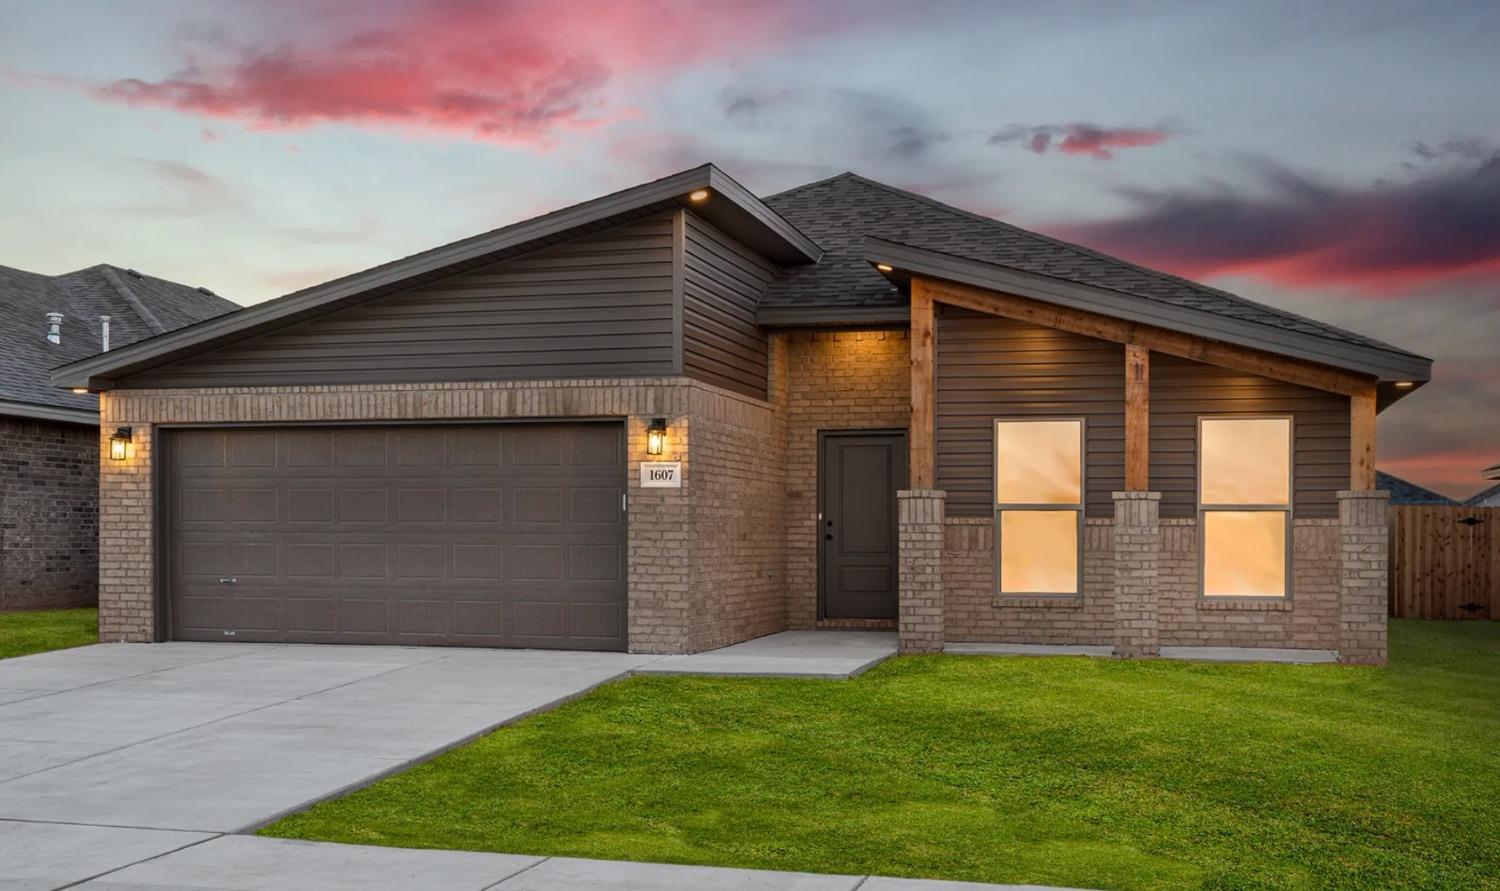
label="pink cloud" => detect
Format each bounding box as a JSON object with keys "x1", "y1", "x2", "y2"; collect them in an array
[
  {"x1": 1050, "y1": 154, "x2": 1500, "y2": 292},
  {"x1": 39, "y1": 1, "x2": 851, "y2": 146},
  {"x1": 991, "y1": 122, "x2": 1170, "y2": 160}
]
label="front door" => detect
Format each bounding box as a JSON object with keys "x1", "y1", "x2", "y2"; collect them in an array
[{"x1": 819, "y1": 431, "x2": 907, "y2": 620}]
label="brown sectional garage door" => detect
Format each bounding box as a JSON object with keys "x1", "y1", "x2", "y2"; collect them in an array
[{"x1": 164, "y1": 423, "x2": 627, "y2": 650}]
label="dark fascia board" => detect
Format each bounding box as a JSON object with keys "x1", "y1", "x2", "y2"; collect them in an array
[
  {"x1": 53, "y1": 164, "x2": 819, "y2": 391},
  {"x1": 863, "y1": 236, "x2": 1433, "y2": 383},
  {"x1": 757, "y1": 305, "x2": 910, "y2": 327},
  {"x1": 0, "y1": 399, "x2": 97, "y2": 426}
]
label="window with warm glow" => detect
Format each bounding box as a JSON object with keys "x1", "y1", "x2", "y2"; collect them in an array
[
  {"x1": 1199, "y1": 417, "x2": 1292, "y2": 598},
  {"x1": 996, "y1": 419, "x2": 1083, "y2": 595}
]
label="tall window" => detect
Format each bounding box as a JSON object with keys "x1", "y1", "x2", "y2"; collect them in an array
[
  {"x1": 1199, "y1": 417, "x2": 1292, "y2": 598},
  {"x1": 995, "y1": 419, "x2": 1083, "y2": 596}
]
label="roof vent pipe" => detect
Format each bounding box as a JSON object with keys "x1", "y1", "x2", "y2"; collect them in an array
[
  {"x1": 46, "y1": 312, "x2": 63, "y2": 344},
  {"x1": 101, "y1": 315, "x2": 111, "y2": 352}
]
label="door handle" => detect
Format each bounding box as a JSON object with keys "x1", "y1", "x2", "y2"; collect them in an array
[{"x1": 219, "y1": 577, "x2": 237, "y2": 585}]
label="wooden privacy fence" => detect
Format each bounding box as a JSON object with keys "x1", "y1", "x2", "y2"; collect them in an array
[{"x1": 1389, "y1": 506, "x2": 1499, "y2": 619}]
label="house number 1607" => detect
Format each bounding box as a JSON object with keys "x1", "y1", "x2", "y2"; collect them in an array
[{"x1": 640, "y1": 462, "x2": 682, "y2": 488}]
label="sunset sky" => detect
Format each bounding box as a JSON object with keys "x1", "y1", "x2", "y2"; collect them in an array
[{"x1": 1, "y1": 0, "x2": 1495, "y2": 498}]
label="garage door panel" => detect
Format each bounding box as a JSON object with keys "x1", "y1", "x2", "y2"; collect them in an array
[{"x1": 167, "y1": 423, "x2": 626, "y2": 650}]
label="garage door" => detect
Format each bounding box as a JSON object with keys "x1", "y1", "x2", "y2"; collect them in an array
[{"x1": 164, "y1": 423, "x2": 627, "y2": 650}]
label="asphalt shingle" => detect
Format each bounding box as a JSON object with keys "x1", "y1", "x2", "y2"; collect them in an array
[
  {"x1": 0, "y1": 264, "x2": 237, "y2": 414},
  {"x1": 761, "y1": 173, "x2": 1420, "y2": 358}
]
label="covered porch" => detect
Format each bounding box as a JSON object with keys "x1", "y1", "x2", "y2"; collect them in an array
[{"x1": 874, "y1": 241, "x2": 1407, "y2": 664}]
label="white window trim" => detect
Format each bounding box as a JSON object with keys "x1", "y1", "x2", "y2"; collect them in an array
[
  {"x1": 1196, "y1": 414, "x2": 1295, "y2": 600},
  {"x1": 993, "y1": 417, "x2": 1086, "y2": 599}
]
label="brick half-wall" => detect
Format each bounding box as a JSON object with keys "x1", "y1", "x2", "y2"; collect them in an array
[
  {"x1": 1338, "y1": 490, "x2": 1389, "y2": 665},
  {"x1": 941, "y1": 515, "x2": 1344, "y2": 651},
  {"x1": 943, "y1": 518, "x2": 1117, "y2": 646},
  {"x1": 97, "y1": 378, "x2": 784, "y2": 654},
  {"x1": 1158, "y1": 518, "x2": 1341, "y2": 649},
  {"x1": 1, "y1": 417, "x2": 99, "y2": 611},
  {"x1": 781, "y1": 330, "x2": 910, "y2": 628}
]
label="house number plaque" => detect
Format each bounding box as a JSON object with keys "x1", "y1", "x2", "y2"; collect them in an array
[{"x1": 640, "y1": 462, "x2": 682, "y2": 488}]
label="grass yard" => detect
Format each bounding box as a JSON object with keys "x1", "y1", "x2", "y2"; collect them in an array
[
  {"x1": 0, "y1": 607, "x2": 98, "y2": 660},
  {"x1": 263, "y1": 620, "x2": 1500, "y2": 890}
]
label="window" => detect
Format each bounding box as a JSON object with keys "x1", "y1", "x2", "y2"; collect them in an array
[
  {"x1": 995, "y1": 419, "x2": 1083, "y2": 595},
  {"x1": 1199, "y1": 417, "x2": 1291, "y2": 598}
]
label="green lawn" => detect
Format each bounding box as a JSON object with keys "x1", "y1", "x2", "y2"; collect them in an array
[
  {"x1": 263, "y1": 621, "x2": 1500, "y2": 890},
  {"x1": 0, "y1": 607, "x2": 98, "y2": 660}
]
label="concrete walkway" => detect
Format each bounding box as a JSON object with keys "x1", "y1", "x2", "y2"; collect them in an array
[
  {"x1": 0, "y1": 633, "x2": 909, "y2": 890},
  {"x1": 636, "y1": 630, "x2": 896, "y2": 678},
  {"x1": 33, "y1": 834, "x2": 1089, "y2": 890}
]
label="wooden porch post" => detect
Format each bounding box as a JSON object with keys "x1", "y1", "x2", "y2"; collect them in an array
[
  {"x1": 910, "y1": 278, "x2": 936, "y2": 489},
  {"x1": 1124, "y1": 343, "x2": 1150, "y2": 491},
  {"x1": 1351, "y1": 384, "x2": 1377, "y2": 490}
]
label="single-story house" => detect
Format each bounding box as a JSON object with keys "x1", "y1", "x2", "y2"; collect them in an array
[
  {"x1": 52, "y1": 166, "x2": 1432, "y2": 663},
  {"x1": 1376, "y1": 471, "x2": 1455, "y2": 506},
  {"x1": 0, "y1": 264, "x2": 235, "y2": 611}
]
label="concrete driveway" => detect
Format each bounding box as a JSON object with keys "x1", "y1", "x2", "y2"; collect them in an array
[{"x1": 0, "y1": 642, "x2": 655, "y2": 889}]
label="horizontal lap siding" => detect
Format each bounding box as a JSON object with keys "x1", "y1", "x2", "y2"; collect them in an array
[
  {"x1": 1150, "y1": 354, "x2": 1350, "y2": 519},
  {"x1": 937, "y1": 309, "x2": 1125, "y2": 519},
  {"x1": 681, "y1": 212, "x2": 774, "y2": 399},
  {"x1": 122, "y1": 215, "x2": 678, "y2": 388}
]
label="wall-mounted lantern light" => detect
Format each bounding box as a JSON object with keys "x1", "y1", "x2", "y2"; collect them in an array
[
  {"x1": 109, "y1": 427, "x2": 133, "y2": 461},
  {"x1": 646, "y1": 418, "x2": 667, "y2": 456}
]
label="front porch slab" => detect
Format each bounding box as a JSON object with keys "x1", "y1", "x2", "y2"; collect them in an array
[
  {"x1": 1158, "y1": 646, "x2": 1339, "y2": 664},
  {"x1": 944, "y1": 643, "x2": 1114, "y2": 658},
  {"x1": 635, "y1": 631, "x2": 897, "y2": 679}
]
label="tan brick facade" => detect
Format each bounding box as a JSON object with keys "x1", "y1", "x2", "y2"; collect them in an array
[
  {"x1": 1337, "y1": 490, "x2": 1390, "y2": 665},
  {"x1": 779, "y1": 329, "x2": 910, "y2": 628},
  {"x1": 897, "y1": 490, "x2": 945, "y2": 653},
  {"x1": 96, "y1": 378, "x2": 780, "y2": 654},
  {"x1": 93, "y1": 326, "x2": 1389, "y2": 663},
  {"x1": 1112, "y1": 491, "x2": 1161, "y2": 657}
]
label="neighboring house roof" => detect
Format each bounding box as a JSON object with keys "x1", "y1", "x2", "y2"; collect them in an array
[
  {"x1": 1376, "y1": 471, "x2": 1456, "y2": 505},
  {"x1": 1, "y1": 263, "x2": 237, "y2": 423},
  {"x1": 53, "y1": 164, "x2": 1431, "y2": 395},
  {"x1": 1465, "y1": 482, "x2": 1500, "y2": 507}
]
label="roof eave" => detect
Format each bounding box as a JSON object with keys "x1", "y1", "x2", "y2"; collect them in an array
[
  {"x1": 862, "y1": 236, "x2": 1433, "y2": 385},
  {"x1": 53, "y1": 164, "x2": 818, "y2": 391},
  {"x1": 0, "y1": 399, "x2": 97, "y2": 426},
  {"x1": 757, "y1": 305, "x2": 910, "y2": 327}
]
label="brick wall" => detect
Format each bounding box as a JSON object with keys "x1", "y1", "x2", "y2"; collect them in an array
[
  {"x1": 682, "y1": 385, "x2": 786, "y2": 651},
  {"x1": 943, "y1": 518, "x2": 1117, "y2": 645},
  {"x1": 1113, "y1": 491, "x2": 1161, "y2": 657},
  {"x1": 942, "y1": 514, "x2": 1344, "y2": 651},
  {"x1": 0, "y1": 417, "x2": 98, "y2": 611},
  {"x1": 898, "y1": 489, "x2": 945, "y2": 652},
  {"x1": 97, "y1": 378, "x2": 786, "y2": 653},
  {"x1": 1338, "y1": 490, "x2": 1389, "y2": 664},
  {"x1": 1158, "y1": 519, "x2": 1341, "y2": 649},
  {"x1": 781, "y1": 330, "x2": 910, "y2": 627}
]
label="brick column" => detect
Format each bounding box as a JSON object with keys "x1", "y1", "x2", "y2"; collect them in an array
[
  {"x1": 1112, "y1": 491, "x2": 1161, "y2": 658},
  {"x1": 1338, "y1": 490, "x2": 1389, "y2": 665},
  {"x1": 897, "y1": 489, "x2": 945, "y2": 653}
]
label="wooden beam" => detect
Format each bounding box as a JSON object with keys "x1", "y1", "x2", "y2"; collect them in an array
[
  {"x1": 918, "y1": 277, "x2": 1377, "y2": 398},
  {"x1": 910, "y1": 278, "x2": 936, "y2": 489},
  {"x1": 1351, "y1": 384, "x2": 1377, "y2": 490},
  {"x1": 1125, "y1": 344, "x2": 1150, "y2": 490}
]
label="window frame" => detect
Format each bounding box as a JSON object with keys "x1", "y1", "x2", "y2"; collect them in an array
[
  {"x1": 993, "y1": 416, "x2": 1086, "y2": 599},
  {"x1": 1196, "y1": 414, "x2": 1295, "y2": 601}
]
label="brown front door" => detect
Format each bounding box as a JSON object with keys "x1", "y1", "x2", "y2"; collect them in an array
[
  {"x1": 820, "y1": 431, "x2": 907, "y2": 620},
  {"x1": 162, "y1": 422, "x2": 627, "y2": 651}
]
